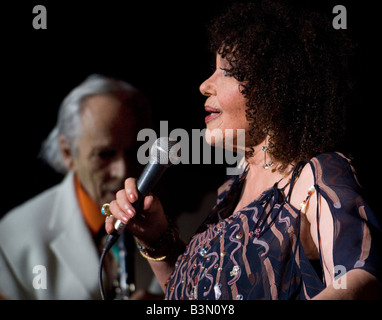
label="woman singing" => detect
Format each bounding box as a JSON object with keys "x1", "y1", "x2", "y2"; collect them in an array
[{"x1": 106, "y1": 1, "x2": 381, "y2": 299}]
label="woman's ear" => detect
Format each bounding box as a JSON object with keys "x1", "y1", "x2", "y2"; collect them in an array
[{"x1": 58, "y1": 135, "x2": 75, "y2": 171}]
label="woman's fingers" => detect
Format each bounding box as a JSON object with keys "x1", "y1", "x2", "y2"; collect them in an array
[
  {"x1": 124, "y1": 177, "x2": 139, "y2": 203},
  {"x1": 110, "y1": 178, "x2": 138, "y2": 214},
  {"x1": 105, "y1": 200, "x2": 130, "y2": 234},
  {"x1": 105, "y1": 178, "x2": 140, "y2": 234},
  {"x1": 116, "y1": 189, "x2": 136, "y2": 218},
  {"x1": 142, "y1": 193, "x2": 154, "y2": 211},
  {"x1": 104, "y1": 211, "x2": 117, "y2": 234},
  {"x1": 104, "y1": 178, "x2": 167, "y2": 242}
]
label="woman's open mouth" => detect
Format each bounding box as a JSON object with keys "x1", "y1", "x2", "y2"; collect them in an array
[{"x1": 205, "y1": 106, "x2": 222, "y2": 123}]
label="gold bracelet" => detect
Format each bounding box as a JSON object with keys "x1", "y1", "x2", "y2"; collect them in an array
[
  {"x1": 138, "y1": 247, "x2": 167, "y2": 261},
  {"x1": 135, "y1": 220, "x2": 178, "y2": 261}
]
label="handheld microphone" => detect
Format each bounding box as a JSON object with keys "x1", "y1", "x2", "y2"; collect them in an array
[
  {"x1": 103, "y1": 137, "x2": 180, "y2": 252},
  {"x1": 99, "y1": 137, "x2": 180, "y2": 299}
]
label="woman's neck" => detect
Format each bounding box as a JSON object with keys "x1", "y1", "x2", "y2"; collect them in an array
[{"x1": 234, "y1": 144, "x2": 293, "y2": 213}]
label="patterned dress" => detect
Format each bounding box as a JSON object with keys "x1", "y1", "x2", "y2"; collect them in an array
[{"x1": 165, "y1": 153, "x2": 381, "y2": 300}]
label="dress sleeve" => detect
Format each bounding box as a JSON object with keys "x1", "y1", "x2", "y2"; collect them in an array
[{"x1": 309, "y1": 152, "x2": 382, "y2": 284}]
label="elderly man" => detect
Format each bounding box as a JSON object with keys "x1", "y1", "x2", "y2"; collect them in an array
[{"x1": 0, "y1": 74, "x2": 156, "y2": 299}]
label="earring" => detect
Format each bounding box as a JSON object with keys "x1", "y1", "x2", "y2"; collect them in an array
[{"x1": 262, "y1": 144, "x2": 274, "y2": 169}]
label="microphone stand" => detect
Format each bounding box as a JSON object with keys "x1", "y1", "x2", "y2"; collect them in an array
[{"x1": 114, "y1": 232, "x2": 135, "y2": 300}]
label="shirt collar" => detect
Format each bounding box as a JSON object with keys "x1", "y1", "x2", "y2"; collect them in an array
[{"x1": 74, "y1": 175, "x2": 105, "y2": 235}]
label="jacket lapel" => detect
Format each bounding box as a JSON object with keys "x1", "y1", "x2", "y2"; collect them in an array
[{"x1": 48, "y1": 173, "x2": 101, "y2": 299}]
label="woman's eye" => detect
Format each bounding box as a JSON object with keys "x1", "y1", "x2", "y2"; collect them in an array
[{"x1": 220, "y1": 68, "x2": 233, "y2": 77}]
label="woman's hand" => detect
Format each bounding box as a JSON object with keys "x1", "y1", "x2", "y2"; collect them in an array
[{"x1": 105, "y1": 177, "x2": 168, "y2": 247}]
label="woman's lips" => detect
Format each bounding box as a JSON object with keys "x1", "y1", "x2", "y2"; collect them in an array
[{"x1": 205, "y1": 106, "x2": 222, "y2": 123}]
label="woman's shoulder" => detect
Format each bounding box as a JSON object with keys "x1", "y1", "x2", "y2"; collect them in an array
[
  {"x1": 306, "y1": 152, "x2": 360, "y2": 190},
  {"x1": 308, "y1": 152, "x2": 353, "y2": 171},
  {"x1": 297, "y1": 151, "x2": 351, "y2": 183},
  {"x1": 290, "y1": 152, "x2": 359, "y2": 213},
  {"x1": 293, "y1": 151, "x2": 367, "y2": 221}
]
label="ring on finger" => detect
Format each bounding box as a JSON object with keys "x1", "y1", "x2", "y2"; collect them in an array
[{"x1": 101, "y1": 203, "x2": 112, "y2": 217}]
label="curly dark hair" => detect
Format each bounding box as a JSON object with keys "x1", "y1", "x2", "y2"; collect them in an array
[{"x1": 208, "y1": 0, "x2": 355, "y2": 170}]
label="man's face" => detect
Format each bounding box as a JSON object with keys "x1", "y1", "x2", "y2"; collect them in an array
[{"x1": 69, "y1": 94, "x2": 143, "y2": 206}]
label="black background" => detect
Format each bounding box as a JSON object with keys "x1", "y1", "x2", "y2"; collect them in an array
[{"x1": 1, "y1": 0, "x2": 380, "y2": 220}]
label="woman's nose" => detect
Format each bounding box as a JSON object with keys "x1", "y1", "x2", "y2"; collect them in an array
[{"x1": 199, "y1": 74, "x2": 216, "y2": 97}]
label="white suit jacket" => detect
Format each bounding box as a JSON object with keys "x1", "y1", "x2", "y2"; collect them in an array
[{"x1": 0, "y1": 173, "x2": 102, "y2": 299}]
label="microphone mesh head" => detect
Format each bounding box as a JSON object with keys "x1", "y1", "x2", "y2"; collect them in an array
[{"x1": 149, "y1": 137, "x2": 180, "y2": 166}]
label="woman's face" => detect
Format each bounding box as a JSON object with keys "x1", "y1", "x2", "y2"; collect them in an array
[{"x1": 199, "y1": 54, "x2": 249, "y2": 152}]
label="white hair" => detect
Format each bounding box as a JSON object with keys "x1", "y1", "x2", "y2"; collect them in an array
[{"x1": 40, "y1": 74, "x2": 147, "y2": 174}]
